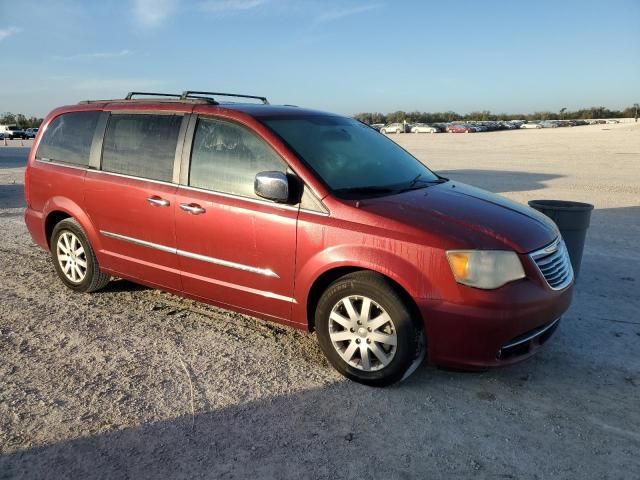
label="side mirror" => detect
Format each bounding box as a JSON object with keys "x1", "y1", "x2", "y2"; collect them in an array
[{"x1": 254, "y1": 171, "x2": 289, "y2": 203}]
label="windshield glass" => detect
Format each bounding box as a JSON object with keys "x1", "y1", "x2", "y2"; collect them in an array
[{"x1": 262, "y1": 115, "x2": 440, "y2": 198}]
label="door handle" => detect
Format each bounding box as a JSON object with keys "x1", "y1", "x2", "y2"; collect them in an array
[
  {"x1": 180, "y1": 203, "x2": 206, "y2": 215},
  {"x1": 147, "y1": 196, "x2": 170, "y2": 207}
]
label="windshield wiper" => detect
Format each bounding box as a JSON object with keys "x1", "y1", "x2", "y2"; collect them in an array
[{"x1": 398, "y1": 174, "x2": 448, "y2": 192}]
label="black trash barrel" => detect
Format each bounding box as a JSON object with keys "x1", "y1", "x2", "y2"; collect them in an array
[{"x1": 528, "y1": 200, "x2": 594, "y2": 278}]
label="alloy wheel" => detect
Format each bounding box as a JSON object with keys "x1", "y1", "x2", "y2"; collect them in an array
[
  {"x1": 56, "y1": 231, "x2": 87, "y2": 283},
  {"x1": 328, "y1": 295, "x2": 397, "y2": 371}
]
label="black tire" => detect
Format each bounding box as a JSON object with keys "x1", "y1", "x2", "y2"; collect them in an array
[
  {"x1": 315, "y1": 271, "x2": 424, "y2": 387},
  {"x1": 50, "y1": 218, "x2": 110, "y2": 293}
]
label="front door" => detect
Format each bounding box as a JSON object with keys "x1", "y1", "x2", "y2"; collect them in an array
[{"x1": 174, "y1": 116, "x2": 298, "y2": 321}]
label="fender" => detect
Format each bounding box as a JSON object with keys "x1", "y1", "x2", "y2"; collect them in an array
[
  {"x1": 42, "y1": 196, "x2": 102, "y2": 255},
  {"x1": 292, "y1": 243, "x2": 445, "y2": 326}
]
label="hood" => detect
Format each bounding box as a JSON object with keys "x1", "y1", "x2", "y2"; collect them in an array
[{"x1": 359, "y1": 181, "x2": 559, "y2": 253}]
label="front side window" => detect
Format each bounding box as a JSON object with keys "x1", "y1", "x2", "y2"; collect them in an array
[
  {"x1": 101, "y1": 114, "x2": 182, "y2": 182},
  {"x1": 189, "y1": 117, "x2": 286, "y2": 199},
  {"x1": 36, "y1": 111, "x2": 100, "y2": 166},
  {"x1": 262, "y1": 115, "x2": 441, "y2": 198}
]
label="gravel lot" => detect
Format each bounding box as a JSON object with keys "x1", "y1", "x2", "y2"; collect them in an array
[{"x1": 1, "y1": 124, "x2": 639, "y2": 479}]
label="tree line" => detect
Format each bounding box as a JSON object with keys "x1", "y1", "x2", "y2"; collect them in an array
[
  {"x1": 2, "y1": 105, "x2": 638, "y2": 128},
  {"x1": 0, "y1": 112, "x2": 44, "y2": 129},
  {"x1": 354, "y1": 106, "x2": 639, "y2": 124}
]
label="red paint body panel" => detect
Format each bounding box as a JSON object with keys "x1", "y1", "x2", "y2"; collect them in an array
[
  {"x1": 420, "y1": 277, "x2": 573, "y2": 368},
  {"x1": 83, "y1": 172, "x2": 181, "y2": 290},
  {"x1": 174, "y1": 187, "x2": 298, "y2": 320},
  {"x1": 24, "y1": 99, "x2": 574, "y2": 370}
]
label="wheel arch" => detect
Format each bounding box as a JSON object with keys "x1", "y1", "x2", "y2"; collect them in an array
[
  {"x1": 305, "y1": 266, "x2": 424, "y2": 334},
  {"x1": 42, "y1": 197, "x2": 101, "y2": 252},
  {"x1": 45, "y1": 211, "x2": 72, "y2": 248}
]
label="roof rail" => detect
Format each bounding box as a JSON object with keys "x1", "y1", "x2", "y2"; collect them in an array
[
  {"x1": 125, "y1": 91, "x2": 181, "y2": 100},
  {"x1": 181, "y1": 90, "x2": 269, "y2": 105}
]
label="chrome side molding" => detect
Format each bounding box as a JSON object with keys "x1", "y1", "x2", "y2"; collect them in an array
[{"x1": 100, "y1": 230, "x2": 279, "y2": 278}]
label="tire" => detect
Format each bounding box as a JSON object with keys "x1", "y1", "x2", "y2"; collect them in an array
[
  {"x1": 380, "y1": 129, "x2": 386, "y2": 134},
  {"x1": 315, "y1": 271, "x2": 424, "y2": 387},
  {"x1": 50, "y1": 218, "x2": 110, "y2": 293}
]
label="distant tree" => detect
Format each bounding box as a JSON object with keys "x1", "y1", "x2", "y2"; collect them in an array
[
  {"x1": 1, "y1": 112, "x2": 17, "y2": 125},
  {"x1": 386, "y1": 111, "x2": 407, "y2": 123},
  {"x1": 0, "y1": 112, "x2": 44, "y2": 128},
  {"x1": 15, "y1": 114, "x2": 28, "y2": 128}
]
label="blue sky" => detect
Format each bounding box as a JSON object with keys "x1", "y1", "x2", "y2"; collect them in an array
[{"x1": 1, "y1": 0, "x2": 638, "y2": 117}]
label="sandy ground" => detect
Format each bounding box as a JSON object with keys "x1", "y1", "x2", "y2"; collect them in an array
[{"x1": 0, "y1": 123, "x2": 639, "y2": 479}]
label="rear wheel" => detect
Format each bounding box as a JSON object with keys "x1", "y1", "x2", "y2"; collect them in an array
[
  {"x1": 51, "y1": 218, "x2": 110, "y2": 293},
  {"x1": 315, "y1": 271, "x2": 424, "y2": 386}
]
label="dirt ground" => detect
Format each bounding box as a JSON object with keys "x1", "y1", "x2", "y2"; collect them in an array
[{"x1": 1, "y1": 123, "x2": 639, "y2": 479}]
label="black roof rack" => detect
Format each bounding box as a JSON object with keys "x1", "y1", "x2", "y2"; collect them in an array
[
  {"x1": 78, "y1": 91, "x2": 216, "y2": 105},
  {"x1": 78, "y1": 90, "x2": 269, "y2": 106},
  {"x1": 181, "y1": 90, "x2": 269, "y2": 105},
  {"x1": 125, "y1": 91, "x2": 182, "y2": 100}
]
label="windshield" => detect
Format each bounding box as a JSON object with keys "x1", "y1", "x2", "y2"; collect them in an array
[{"x1": 262, "y1": 115, "x2": 441, "y2": 198}]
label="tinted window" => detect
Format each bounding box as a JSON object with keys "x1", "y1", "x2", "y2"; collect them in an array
[
  {"x1": 36, "y1": 112, "x2": 100, "y2": 166},
  {"x1": 262, "y1": 116, "x2": 439, "y2": 197},
  {"x1": 189, "y1": 118, "x2": 286, "y2": 199},
  {"x1": 102, "y1": 114, "x2": 182, "y2": 182}
]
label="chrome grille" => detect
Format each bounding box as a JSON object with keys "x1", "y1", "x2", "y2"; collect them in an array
[{"x1": 530, "y1": 238, "x2": 574, "y2": 290}]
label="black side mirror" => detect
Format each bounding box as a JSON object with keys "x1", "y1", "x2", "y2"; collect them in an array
[{"x1": 254, "y1": 171, "x2": 289, "y2": 203}]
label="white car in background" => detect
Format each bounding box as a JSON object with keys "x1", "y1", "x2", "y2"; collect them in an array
[
  {"x1": 520, "y1": 122, "x2": 542, "y2": 129},
  {"x1": 411, "y1": 123, "x2": 439, "y2": 134},
  {"x1": 380, "y1": 123, "x2": 407, "y2": 134}
]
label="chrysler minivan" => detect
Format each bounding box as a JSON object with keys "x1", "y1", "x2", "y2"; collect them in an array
[{"x1": 24, "y1": 91, "x2": 574, "y2": 386}]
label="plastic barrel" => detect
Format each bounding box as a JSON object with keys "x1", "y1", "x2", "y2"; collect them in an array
[{"x1": 528, "y1": 200, "x2": 594, "y2": 279}]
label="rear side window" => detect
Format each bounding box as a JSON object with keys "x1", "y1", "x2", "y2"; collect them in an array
[
  {"x1": 189, "y1": 117, "x2": 286, "y2": 199},
  {"x1": 101, "y1": 114, "x2": 182, "y2": 182},
  {"x1": 36, "y1": 111, "x2": 100, "y2": 166}
]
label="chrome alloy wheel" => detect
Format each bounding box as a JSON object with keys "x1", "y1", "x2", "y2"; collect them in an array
[
  {"x1": 328, "y1": 295, "x2": 397, "y2": 371},
  {"x1": 56, "y1": 231, "x2": 87, "y2": 283}
]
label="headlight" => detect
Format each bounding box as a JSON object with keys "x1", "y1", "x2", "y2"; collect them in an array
[{"x1": 446, "y1": 250, "x2": 525, "y2": 289}]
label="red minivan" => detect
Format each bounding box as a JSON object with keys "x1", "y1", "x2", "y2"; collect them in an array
[{"x1": 24, "y1": 91, "x2": 574, "y2": 386}]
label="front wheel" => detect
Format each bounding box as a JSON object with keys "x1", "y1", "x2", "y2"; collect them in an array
[{"x1": 315, "y1": 271, "x2": 424, "y2": 387}]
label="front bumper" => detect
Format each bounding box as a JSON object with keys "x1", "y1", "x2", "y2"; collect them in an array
[{"x1": 417, "y1": 278, "x2": 573, "y2": 369}]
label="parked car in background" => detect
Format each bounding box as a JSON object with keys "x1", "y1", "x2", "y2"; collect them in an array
[
  {"x1": 605, "y1": 119, "x2": 619, "y2": 124},
  {"x1": 380, "y1": 123, "x2": 407, "y2": 134},
  {"x1": 0, "y1": 125, "x2": 27, "y2": 139},
  {"x1": 520, "y1": 122, "x2": 542, "y2": 129},
  {"x1": 540, "y1": 121, "x2": 559, "y2": 128},
  {"x1": 369, "y1": 123, "x2": 385, "y2": 131},
  {"x1": 447, "y1": 124, "x2": 475, "y2": 133},
  {"x1": 24, "y1": 89, "x2": 573, "y2": 386},
  {"x1": 25, "y1": 128, "x2": 39, "y2": 138},
  {"x1": 411, "y1": 123, "x2": 439, "y2": 134}
]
